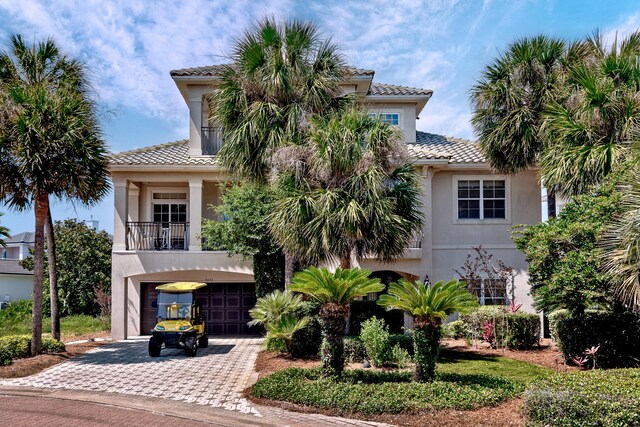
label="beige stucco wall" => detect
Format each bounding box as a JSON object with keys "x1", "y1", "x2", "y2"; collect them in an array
[
  {"x1": 0, "y1": 274, "x2": 33, "y2": 302},
  {"x1": 366, "y1": 102, "x2": 417, "y2": 143}
]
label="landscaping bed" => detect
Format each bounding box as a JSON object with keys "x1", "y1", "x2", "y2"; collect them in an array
[{"x1": 251, "y1": 346, "x2": 552, "y2": 426}]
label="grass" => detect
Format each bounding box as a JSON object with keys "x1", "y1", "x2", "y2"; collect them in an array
[
  {"x1": 252, "y1": 351, "x2": 553, "y2": 415},
  {"x1": 0, "y1": 311, "x2": 110, "y2": 339}
]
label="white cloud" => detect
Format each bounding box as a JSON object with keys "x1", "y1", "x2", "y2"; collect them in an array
[{"x1": 604, "y1": 12, "x2": 640, "y2": 45}]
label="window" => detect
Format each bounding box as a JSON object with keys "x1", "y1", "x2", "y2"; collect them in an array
[
  {"x1": 369, "y1": 112, "x2": 400, "y2": 126},
  {"x1": 151, "y1": 191, "x2": 187, "y2": 224},
  {"x1": 468, "y1": 278, "x2": 507, "y2": 305},
  {"x1": 456, "y1": 179, "x2": 506, "y2": 220}
]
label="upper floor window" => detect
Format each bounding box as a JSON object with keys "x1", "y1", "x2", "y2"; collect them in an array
[
  {"x1": 152, "y1": 192, "x2": 187, "y2": 224},
  {"x1": 467, "y1": 278, "x2": 507, "y2": 305},
  {"x1": 369, "y1": 112, "x2": 400, "y2": 126},
  {"x1": 457, "y1": 179, "x2": 506, "y2": 220}
]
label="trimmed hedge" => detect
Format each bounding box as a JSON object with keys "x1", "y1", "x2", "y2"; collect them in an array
[
  {"x1": 252, "y1": 367, "x2": 522, "y2": 415},
  {"x1": 344, "y1": 334, "x2": 413, "y2": 363},
  {"x1": 442, "y1": 320, "x2": 470, "y2": 339},
  {"x1": 549, "y1": 309, "x2": 640, "y2": 368},
  {"x1": 349, "y1": 300, "x2": 404, "y2": 335},
  {"x1": 0, "y1": 335, "x2": 65, "y2": 365},
  {"x1": 524, "y1": 369, "x2": 640, "y2": 427},
  {"x1": 461, "y1": 306, "x2": 540, "y2": 350}
]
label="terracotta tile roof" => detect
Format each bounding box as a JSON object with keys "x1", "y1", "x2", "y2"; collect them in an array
[
  {"x1": 110, "y1": 140, "x2": 218, "y2": 166},
  {"x1": 409, "y1": 131, "x2": 486, "y2": 164},
  {"x1": 111, "y1": 132, "x2": 485, "y2": 167},
  {"x1": 0, "y1": 259, "x2": 33, "y2": 275},
  {"x1": 170, "y1": 65, "x2": 375, "y2": 77},
  {"x1": 368, "y1": 83, "x2": 433, "y2": 97}
]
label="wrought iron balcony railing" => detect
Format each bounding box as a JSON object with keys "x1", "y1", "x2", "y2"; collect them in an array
[
  {"x1": 408, "y1": 231, "x2": 423, "y2": 249},
  {"x1": 126, "y1": 222, "x2": 189, "y2": 251},
  {"x1": 201, "y1": 127, "x2": 223, "y2": 155}
]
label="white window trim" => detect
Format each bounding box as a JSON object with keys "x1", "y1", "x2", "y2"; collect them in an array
[
  {"x1": 452, "y1": 175, "x2": 511, "y2": 225},
  {"x1": 471, "y1": 278, "x2": 509, "y2": 306},
  {"x1": 368, "y1": 109, "x2": 403, "y2": 129},
  {"x1": 147, "y1": 187, "x2": 189, "y2": 223}
]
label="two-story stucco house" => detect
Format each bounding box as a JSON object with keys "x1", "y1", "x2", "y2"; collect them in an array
[{"x1": 110, "y1": 66, "x2": 541, "y2": 340}]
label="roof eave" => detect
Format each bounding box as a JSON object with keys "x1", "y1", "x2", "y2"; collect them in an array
[{"x1": 365, "y1": 93, "x2": 433, "y2": 116}]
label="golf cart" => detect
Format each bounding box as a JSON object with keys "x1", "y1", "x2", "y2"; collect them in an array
[{"x1": 148, "y1": 282, "x2": 208, "y2": 357}]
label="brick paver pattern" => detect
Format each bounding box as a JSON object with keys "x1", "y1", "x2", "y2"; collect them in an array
[{"x1": 0, "y1": 337, "x2": 263, "y2": 417}]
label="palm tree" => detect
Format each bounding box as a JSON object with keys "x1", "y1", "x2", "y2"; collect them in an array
[
  {"x1": 269, "y1": 107, "x2": 423, "y2": 268},
  {"x1": 0, "y1": 212, "x2": 9, "y2": 246},
  {"x1": 378, "y1": 279, "x2": 477, "y2": 382},
  {"x1": 289, "y1": 267, "x2": 384, "y2": 377},
  {"x1": 539, "y1": 31, "x2": 640, "y2": 197},
  {"x1": 209, "y1": 18, "x2": 347, "y2": 283},
  {"x1": 249, "y1": 290, "x2": 308, "y2": 354},
  {"x1": 0, "y1": 35, "x2": 109, "y2": 353}
]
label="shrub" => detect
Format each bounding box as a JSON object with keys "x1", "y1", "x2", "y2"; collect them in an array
[
  {"x1": 549, "y1": 309, "x2": 640, "y2": 368},
  {"x1": 0, "y1": 300, "x2": 33, "y2": 322},
  {"x1": 360, "y1": 317, "x2": 391, "y2": 367},
  {"x1": 524, "y1": 369, "x2": 640, "y2": 427},
  {"x1": 442, "y1": 320, "x2": 470, "y2": 339},
  {"x1": 389, "y1": 333, "x2": 414, "y2": 356},
  {"x1": 461, "y1": 306, "x2": 540, "y2": 350},
  {"x1": 349, "y1": 300, "x2": 403, "y2": 335},
  {"x1": 0, "y1": 335, "x2": 65, "y2": 365},
  {"x1": 252, "y1": 367, "x2": 522, "y2": 415},
  {"x1": 289, "y1": 301, "x2": 322, "y2": 357},
  {"x1": 344, "y1": 337, "x2": 366, "y2": 363}
]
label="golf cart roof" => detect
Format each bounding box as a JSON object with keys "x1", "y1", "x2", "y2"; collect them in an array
[{"x1": 155, "y1": 282, "x2": 207, "y2": 292}]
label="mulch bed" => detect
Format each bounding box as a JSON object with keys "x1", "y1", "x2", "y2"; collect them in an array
[
  {"x1": 0, "y1": 334, "x2": 110, "y2": 379},
  {"x1": 249, "y1": 339, "x2": 571, "y2": 427}
]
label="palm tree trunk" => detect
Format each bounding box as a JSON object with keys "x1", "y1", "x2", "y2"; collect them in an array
[
  {"x1": 284, "y1": 253, "x2": 295, "y2": 287},
  {"x1": 31, "y1": 192, "x2": 48, "y2": 355},
  {"x1": 319, "y1": 303, "x2": 349, "y2": 377},
  {"x1": 46, "y1": 206, "x2": 60, "y2": 341},
  {"x1": 339, "y1": 257, "x2": 350, "y2": 269},
  {"x1": 412, "y1": 322, "x2": 441, "y2": 382}
]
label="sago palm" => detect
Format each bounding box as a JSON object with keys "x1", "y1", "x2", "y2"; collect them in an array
[
  {"x1": 378, "y1": 279, "x2": 478, "y2": 382},
  {"x1": 269, "y1": 107, "x2": 423, "y2": 268},
  {"x1": 289, "y1": 267, "x2": 384, "y2": 377},
  {"x1": 0, "y1": 35, "x2": 109, "y2": 352},
  {"x1": 248, "y1": 289, "x2": 305, "y2": 327}
]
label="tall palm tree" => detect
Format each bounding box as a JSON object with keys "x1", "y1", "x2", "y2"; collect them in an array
[
  {"x1": 470, "y1": 35, "x2": 580, "y2": 215},
  {"x1": 289, "y1": 267, "x2": 384, "y2": 377},
  {"x1": 209, "y1": 18, "x2": 347, "y2": 283},
  {"x1": 378, "y1": 279, "x2": 477, "y2": 382},
  {"x1": 0, "y1": 212, "x2": 9, "y2": 246},
  {"x1": 269, "y1": 107, "x2": 423, "y2": 268},
  {"x1": 0, "y1": 35, "x2": 109, "y2": 353},
  {"x1": 539, "y1": 31, "x2": 640, "y2": 197}
]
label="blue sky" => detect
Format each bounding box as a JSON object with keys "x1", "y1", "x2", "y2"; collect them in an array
[{"x1": 0, "y1": 0, "x2": 638, "y2": 235}]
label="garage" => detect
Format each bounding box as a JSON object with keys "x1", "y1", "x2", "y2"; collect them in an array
[{"x1": 140, "y1": 282, "x2": 257, "y2": 335}]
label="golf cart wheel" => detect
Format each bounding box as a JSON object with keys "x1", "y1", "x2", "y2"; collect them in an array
[
  {"x1": 198, "y1": 335, "x2": 209, "y2": 348},
  {"x1": 148, "y1": 336, "x2": 161, "y2": 357},
  {"x1": 185, "y1": 336, "x2": 197, "y2": 357}
]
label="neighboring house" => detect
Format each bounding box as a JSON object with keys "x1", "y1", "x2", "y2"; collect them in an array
[
  {"x1": 110, "y1": 66, "x2": 541, "y2": 340},
  {"x1": 0, "y1": 259, "x2": 34, "y2": 307},
  {"x1": 2, "y1": 232, "x2": 34, "y2": 260}
]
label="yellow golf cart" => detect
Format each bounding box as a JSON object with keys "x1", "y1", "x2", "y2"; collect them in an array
[{"x1": 148, "y1": 282, "x2": 208, "y2": 357}]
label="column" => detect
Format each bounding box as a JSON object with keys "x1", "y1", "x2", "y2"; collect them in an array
[
  {"x1": 111, "y1": 266, "x2": 128, "y2": 340},
  {"x1": 189, "y1": 178, "x2": 203, "y2": 251},
  {"x1": 421, "y1": 166, "x2": 434, "y2": 280},
  {"x1": 188, "y1": 96, "x2": 203, "y2": 156},
  {"x1": 113, "y1": 178, "x2": 128, "y2": 251},
  {"x1": 127, "y1": 183, "x2": 139, "y2": 223}
]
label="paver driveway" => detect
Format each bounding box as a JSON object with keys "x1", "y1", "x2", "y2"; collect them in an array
[{"x1": 0, "y1": 337, "x2": 263, "y2": 417}]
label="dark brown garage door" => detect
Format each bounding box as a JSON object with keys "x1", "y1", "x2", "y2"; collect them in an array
[{"x1": 140, "y1": 282, "x2": 257, "y2": 335}]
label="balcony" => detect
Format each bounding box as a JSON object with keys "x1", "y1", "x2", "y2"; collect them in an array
[
  {"x1": 126, "y1": 222, "x2": 189, "y2": 251},
  {"x1": 201, "y1": 127, "x2": 223, "y2": 155},
  {"x1": 408, "y1": 231, "x2": 423, "y2": 249}
]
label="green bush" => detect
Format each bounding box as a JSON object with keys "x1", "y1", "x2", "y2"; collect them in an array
[
  {"x1": 461, "y1": 306, "x2": 540, "y2": 350},
  {"x1": 524, "y1": 369, "x2": 640, "y2": 427},
  {"x1": 0, "y1": 335, "x2": 65, "y2": 365},
  {"x1": 360, "y1": 317, "x2": 391, "y2": 367},
  {"x1": 252, "y1": 367, "x2": 522, "y2": 415},
  {"x1": 289, "y1": 301, "x2": 322, "y2": 357},
  {"x1": 549, "y1": 309, "x2": 640, "y2": 368},
  {"x1": 349, "y1": 300, "x2": 403, "y2": 335},
  {"x1": 0, "y1": 300, "x2": 33, "y2": 322},
  {"x1": 389, "y1": 333, "x2": 414, "y2": 356},
  {"x1": 442, "y1": 320, "x2": 470, "y2": 339},
  {"x1": 344, "y1": 337, "x2": 367, "y2": 363}
]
